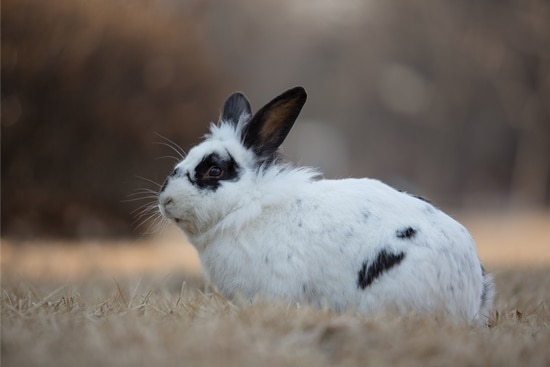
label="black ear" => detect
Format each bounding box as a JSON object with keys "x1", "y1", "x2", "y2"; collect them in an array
[
  {"x1": 221, "y1": 92, "x2": 251, "y2": 125},
  {"x1": 242, "y1": 86, "x2": 307, "y2": 158}
]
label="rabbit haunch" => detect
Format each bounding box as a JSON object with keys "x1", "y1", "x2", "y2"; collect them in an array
[{"x1": 158, "y1": 86, "x2": 494, "y2": 324}]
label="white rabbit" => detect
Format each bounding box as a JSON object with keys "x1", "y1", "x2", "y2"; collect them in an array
[{"x1": 158, "y1": 86, "x2": 494, "y2": 324}]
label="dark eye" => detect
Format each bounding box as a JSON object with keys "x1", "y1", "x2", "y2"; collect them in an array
[{"x1": 206, "y1": 165, "x2": 223, "y2": 178}]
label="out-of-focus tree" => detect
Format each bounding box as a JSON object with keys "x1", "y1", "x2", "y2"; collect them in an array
[{"x1": 1, "y1": 0, "x2": 229, "y2": 238}]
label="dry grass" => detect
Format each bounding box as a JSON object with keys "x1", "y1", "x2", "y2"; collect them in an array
[{"x1": 2, "y1": 211, "x2": 550, "y2": 367}]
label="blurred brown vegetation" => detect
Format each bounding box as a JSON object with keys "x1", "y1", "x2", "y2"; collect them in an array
[
  {"x1": 2, "y1": 0, "x2": 229, "y2": 238},
  {"x1": 2, "y1": 0, "x2": 550, "y2": 239}
]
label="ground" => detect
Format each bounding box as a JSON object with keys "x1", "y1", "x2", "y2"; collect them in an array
[{"x1": 1, "y1": 211, "x2": 549, "y2": 366}]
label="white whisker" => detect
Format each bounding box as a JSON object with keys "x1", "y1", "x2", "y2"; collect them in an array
[
  {"x1": 155, "y1": 155, "x2": 180, "y2": 162},
  {"x1": 131, "y1": 202, "x2": 158, "y2": 216},
  {"x1": 123, "y1": 196, "x2": 158, "y2": 203},
  {"x1": 135, "y1": 176, "x2": 162, "y2": 188},
  {"x1": 153, "y1": 132, "x2": 187, "y2": 160},
  {"x1": 128, "y1": 188, "x2": 158, "y2": 196}
]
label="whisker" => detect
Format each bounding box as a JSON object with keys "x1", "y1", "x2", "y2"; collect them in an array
[
  {"x1": 154, "y1": 132, "x2": 186, "y2": 155},
  {"x1": 138, "y1": 214, "x2": 168, "y2": 237},
  {"x1": 153, "y1": 142, "x2": 185, "y2": 160},
  {"x1": 135, "y1": 175, "x2": 162, "y2": 188},
  {"x1": 129, "y1": 188, "x2": 158, "y2": 195},
  {"x1": 122, "y1": 196, "x2": 158, "y2": 203},
  {"x1": 133, "y1": 210, "x2": 159, "y2": 226},
  {"x1": 155, "y1": 155, "x2": 181, "y2": 162},
  {"x1": 134, "y1": 211, "x2": 160, "y2": 231},
  {"x1": 132, "y1": 201, "x2": 158, "y2": 217},
  {"x1": 153, "y1": 133, "x2": 187, "y2": 160},
  {"x1": 131, "y1": 202, "x2": 158, "y2": 216}
]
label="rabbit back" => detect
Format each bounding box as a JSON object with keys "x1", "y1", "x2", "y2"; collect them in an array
[{"x1": 196, "y1": 176, "x2": 490, "y2": 323}]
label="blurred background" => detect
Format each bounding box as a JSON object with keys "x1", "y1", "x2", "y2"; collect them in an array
[{"x1": 2, "y1": 0, "x2": 550, "y2": 245}]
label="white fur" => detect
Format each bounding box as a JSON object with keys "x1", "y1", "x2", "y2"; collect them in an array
[{"x1": 159, "y1": 101, "x2": 494, "y2": 325}]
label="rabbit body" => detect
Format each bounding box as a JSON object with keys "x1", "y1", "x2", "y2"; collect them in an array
[{"x1": 159, "y1": 87, "x2": 494, "y2": 324}]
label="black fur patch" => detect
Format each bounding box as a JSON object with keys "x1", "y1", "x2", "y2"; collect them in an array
[
  {"x1": 160, "y1": 179, "x2": 168, "y2": 193},
  {"x1": 412, "y1": 194, "x2": 431, "y2": 204},
  {"x1": 396, "y1": 227, "x2": 417, "y2": 239},
  {"x1": 222, "y1": 92, "x2": 251, "y2": 124},
  {"x1": 398, "y1": 189, "x2": 431, "y2": 204},
  {"x1": 357, "y1": 250, "x2": 405, "y2": 289},
  {"x1": 360, "y1": 208, "x2": 371, "y2": 221},
  {"x1": 192, "y1": 152, "x2": 240, "y2": 190}
]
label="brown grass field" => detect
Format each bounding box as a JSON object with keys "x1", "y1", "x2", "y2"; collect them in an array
[{"x1": 2, "y1": 211, "x2": 550, "y2": 367}]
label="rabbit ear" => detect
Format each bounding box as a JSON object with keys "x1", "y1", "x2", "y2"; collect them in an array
[
  {"x1": 242, "y1": 86, "x2": 307, "y2": 158},
  {"x1": 222, "y1": 92, "x2": 251, "y2": 124}
]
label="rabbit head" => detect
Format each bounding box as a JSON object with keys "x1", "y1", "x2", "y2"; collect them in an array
[{"x1": 158, "y1": 87, "x2": 308, "y2": 236}]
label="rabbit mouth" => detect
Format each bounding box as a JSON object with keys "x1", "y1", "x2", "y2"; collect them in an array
[
  {"x1": 158, "y1": 202, "x2": 193, "y2": 230},
  {"x1": 162, "y1": 209, "x2": 184, "y2": 224},
  {"x1": 158, "y1": 200, "x2": 182, "y2": 223}
]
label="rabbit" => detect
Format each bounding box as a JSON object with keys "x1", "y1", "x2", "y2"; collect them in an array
[{"x1": 158, "y1": 86, "x2": 495, "y2": 324}]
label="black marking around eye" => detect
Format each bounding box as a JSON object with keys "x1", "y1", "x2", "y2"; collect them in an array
[
  {"x1": 357, "y1": 250, "x2": 405, "y2": 290},
  {"x1": 396, "y1": 227, "x2": 417, "y2": 239},
  {"x1": 193, "y1": 152, "x2": 240, "y2": 190}
]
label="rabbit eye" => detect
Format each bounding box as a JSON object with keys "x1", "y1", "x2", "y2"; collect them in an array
[
  {"x1": 193, "y1": 152, "x2": 239, "y2": 190},
  {"x1": 206, "y1": 165, "x2": 223, "y2": 178}
]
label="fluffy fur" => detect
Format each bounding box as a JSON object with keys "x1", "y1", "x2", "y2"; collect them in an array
[{"x1": 159, "y1": 86, "x2": 494, "y2": 324}]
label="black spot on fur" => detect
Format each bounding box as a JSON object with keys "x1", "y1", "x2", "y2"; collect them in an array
[
  {"x1": 412, "y1": 194, "x2": 431, "y2": 204},
  {"x1": 360, "y1": 208, "x2": 371, "y2": 222},
  {"x1": 357, "y1": 250, "x2": 405, "y2": 290},
  {"x1": 193, "y1": 152, "x2": 240, "y2": 191},
  {"x1": 396, "y1": 227, "x2": 417, "y2": 239}
]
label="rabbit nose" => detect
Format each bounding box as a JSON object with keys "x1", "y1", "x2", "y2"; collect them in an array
[
  {"x1": 160, "y1": 196, "x2": 178, "y2": 221},
  {"x1": 161, "y1": 197, "x2": 173, "y2": 207}
]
